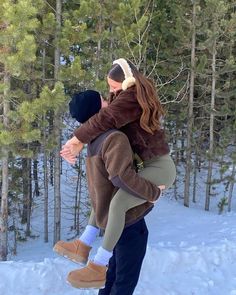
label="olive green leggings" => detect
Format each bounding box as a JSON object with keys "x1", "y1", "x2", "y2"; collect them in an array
[{"x1": 88, "y1": 154, "x2": 176, "y2": 252}]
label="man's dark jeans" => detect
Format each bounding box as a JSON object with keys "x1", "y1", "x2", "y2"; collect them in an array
[{"x1": 98, "y1": 218, "x2": 148, "y2": 295}]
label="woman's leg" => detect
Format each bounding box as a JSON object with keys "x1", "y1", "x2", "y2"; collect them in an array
[
  {"x1": 53, "y1": 209, "x2": 99, "y2": 264},
  {"x1": 79, "y1": 208, "x2": 99, "y2": 246},
  {"x1": 102, "y1": 155, "x2": 176, "y2": 252},
  {"x1": 101, "y1": 189, "x2": 146, "y2": 252},
  {"x1": 88, "y1": 208, "x2": 97, "y2": 227},
  {"x1": 53, "y1": 209, "x2": 97, "y2": 264}
]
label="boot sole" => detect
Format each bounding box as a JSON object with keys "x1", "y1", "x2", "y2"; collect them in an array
[
  {"x1": 53, "y1": 244, "x2": 87, "y2": 265},
  {"x1": 67, "y1": 279, "x2": 105, "y2": 289}
]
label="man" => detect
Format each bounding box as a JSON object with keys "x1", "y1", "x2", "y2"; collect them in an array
[{"x1": 58, "y1": 90, "x2": 162, "y2": 294}]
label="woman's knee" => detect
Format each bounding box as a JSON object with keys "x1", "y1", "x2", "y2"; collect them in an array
[{"x1": 109, "y1": 191, "x2": 128, "y2": 211}]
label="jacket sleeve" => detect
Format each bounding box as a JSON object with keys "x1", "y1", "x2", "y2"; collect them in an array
[
  {"x1": 101, "y1": 132, "x2": 161, "y2": 202},
  {"x1": 74, "y1": 90, "x2": 141, "y2": 143}
]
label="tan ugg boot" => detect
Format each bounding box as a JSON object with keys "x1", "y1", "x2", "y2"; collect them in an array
[
  {"x1": 67, "y1": 260, "x2": 107, "y2": 289},
  {"x1": 53, "y1": 240, "x2": 92, "y2": 264}
]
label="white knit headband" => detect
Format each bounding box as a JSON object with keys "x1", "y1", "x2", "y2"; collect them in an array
[{"x1": 112, "y1": 58, "x2": 136, "y2": 91}]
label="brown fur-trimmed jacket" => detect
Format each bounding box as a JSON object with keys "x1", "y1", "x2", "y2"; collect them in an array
[
  {"x1": 86, "y1": 129, "x2": 161, "y2": 229},
  {"x1": 74, "y1": 86, "x2": 170, "y2": 161}
]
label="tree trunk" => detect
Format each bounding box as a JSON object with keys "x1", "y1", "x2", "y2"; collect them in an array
[
  {"x1": 95, "y1": 8, "x2": 102, "y2": 80},
  {"x1": 192, "y1": 153, "x2": 198, "y2": 203},
  {"x1": 49, "y1": 153, "x2": 54, "y2": 186},
  {"x1": 0, "y1": 155, "x2": 9, "y2": 261},
  {"x1": 43, "y1": 146, "x2": 49, "y2": 243},
  {"x1": 21, "y1": 158, "x2": 27, "y2": 224},
  {"x1": 21, "y1": 158, "x2": 32, "y2": 236},
  {"x1": 109, "y1": 26, "x2": 115, "y2": 61},
  {"x1": 76, "y1": 155, "x2": 83, "y2": 235},
  {"x1": 184, "y1": 2, "x2": 196, "y2": 207},
  {"x1": 13, "y1": 216, "x2": 17, "y2": 255},
  {"x1": 53, "y1": 0, "x2": 62, "y2": 245},
  {"x1": 173, "y1": 135, "x2": 178, "y2": 200},
  {"x1": 228, "y1": 163, "x2": 235, "y2": 212},
  {"x1": 0, "y1": 72, "x2": 10, "y2": 261},
  {"x1": 42, "y1": 40, "x2": 49, "y2": 243},
  {"x1": 26, "y1": 158, "x2": 32, "y2": 237},
  {"x1": 181, "y1": 130, "x2": 185, "y2": 162},
  {"x1": 33, "y1": 159, "x2": 40, "y2": 197},
  {"x1": 74, "y1": 167, "x2": 80, "y2": 230},
  {"x1": 205, "y1": 38, "x2": 216, "y2": 211}
]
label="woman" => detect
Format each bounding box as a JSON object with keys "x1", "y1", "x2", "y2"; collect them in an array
[{"x1": 60, "y1": 58, "x2": 176, "y2": 290}]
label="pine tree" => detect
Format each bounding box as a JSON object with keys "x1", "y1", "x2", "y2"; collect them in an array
[
  {"x1": 0, "y1": 0, "x2": 67, "y2": 255},
  {"x1": 0, "y1": 0, "x2": 40, "y2": 260},
  {"x1": 195, "y1": 0, "x2": 236, "y2": 210},
  {"x1": 184, "y1": 1, "x2": 198, "y2": 207},
  {"x1": 53, "y1": 0, "x2": 62, "y2": 245}
]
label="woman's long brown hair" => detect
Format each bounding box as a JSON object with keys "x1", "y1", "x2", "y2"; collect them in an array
[{"x1": 108, "y1": 61, "x2": 164, "y2": 134}]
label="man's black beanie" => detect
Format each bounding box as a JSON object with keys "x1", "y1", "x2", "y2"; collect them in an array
[{"x1": 69, "y1": 90, "x2": 101, "y2": 123}]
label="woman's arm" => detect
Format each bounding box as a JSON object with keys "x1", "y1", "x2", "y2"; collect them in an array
[
  {"x1": 60, "y1": 88, "x2": 141, "y2": 164},
  {"x1": 74, "y1": 88, "x2": 141, "y2": 144}
]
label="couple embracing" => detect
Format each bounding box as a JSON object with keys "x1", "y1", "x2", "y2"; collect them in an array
[{"x1": 54, "y1": 58, "x2": 176, "y2": 295}]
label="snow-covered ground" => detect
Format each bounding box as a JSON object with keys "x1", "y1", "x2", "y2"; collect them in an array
[{"x1": 1, "y1": 196, "x2": 236, "y2": 295}]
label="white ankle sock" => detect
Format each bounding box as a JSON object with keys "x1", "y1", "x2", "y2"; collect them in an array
[
  {"x1": 93, "y1": 246, "x2": 113, "y2": 266},
  {"x1": 79, "y1": 225, "x2": 99, "y2": 246}
]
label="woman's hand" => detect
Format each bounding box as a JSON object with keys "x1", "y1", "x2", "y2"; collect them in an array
[
  {"x1": 60, "y1": 145, "x2": 77, "y2": 164},
  {"x1": 158, "y1": 185, "x2": 165, "y2": 191},
  {"x1": 60, "y1": 136, "x2": 84, "y2": 164},
  {"x1": 149, "y1": 185, "x2": 165, "y2": 204}
]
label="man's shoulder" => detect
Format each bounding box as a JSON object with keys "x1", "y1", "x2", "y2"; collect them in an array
[
  {"x1": 105, "y1": 129, "x2": 127, "y2": 140},
  {"x1": 102, "y1": 130, "x2": 130, "y2": 155},
  {"x1": 88, "y1": 129, "x2": 126, "y2": 157},
  {"x1": 103, "y1": 130, "x2": 130, "y2": 148}
]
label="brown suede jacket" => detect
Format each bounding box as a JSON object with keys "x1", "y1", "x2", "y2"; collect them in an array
[
  {"x1": 86, "y1": 129, "x2": 161, "y2": 229},
  {"x1": 74, "y1": 86, "x2": 170, "y2": 161}
]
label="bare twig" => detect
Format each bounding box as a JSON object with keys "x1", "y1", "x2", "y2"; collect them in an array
[{"x1": 160, "y1": 72, "x2": 190, "y2": 105}]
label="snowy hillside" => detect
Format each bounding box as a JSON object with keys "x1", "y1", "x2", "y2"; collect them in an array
[{"x1": 1, "y1": 197, "x2": 236, "y2": 295}]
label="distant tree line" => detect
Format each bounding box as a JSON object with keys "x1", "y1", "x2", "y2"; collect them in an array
[{"x1": 0, "y1": 0, "x2": 235, "y2": 261}]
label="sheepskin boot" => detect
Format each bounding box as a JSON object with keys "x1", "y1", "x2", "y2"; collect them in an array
[
  {"x1": 67, "y1": 260, "x2": 107, "y2": 289},
  {"x1": 53, "y1": 240, "x2": 91, "y2": 265}
]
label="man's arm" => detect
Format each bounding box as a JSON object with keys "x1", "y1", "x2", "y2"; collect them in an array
[{"x1": 101, "y1": 131, "x2": 161, "y2": 202}]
